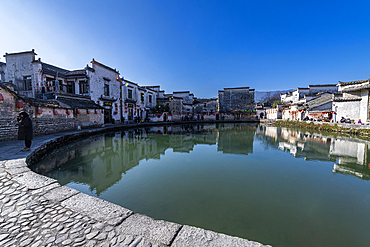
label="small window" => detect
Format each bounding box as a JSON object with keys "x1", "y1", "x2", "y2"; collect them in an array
[
  {"x1": 128, "y1": 89, "x2": 132, "y2": 99},
  {"x1": 149, "y1": 95, "x2": 152, "y2": 103},
  {"x1": 103, "y1": 79, "x2": 109, "y2": 96},
  {"x1": 80, "y1": 80, "x2": 89, "y2": 95},
  {"x1": 104, "y1": 84, "x2": 109, "y2": 96},
  {"x1": 67, "y1": 81, "x2": 75, "y2": 94},
  {"x1": 23, "y1": 76, "x2": 32, "y2": 91}
]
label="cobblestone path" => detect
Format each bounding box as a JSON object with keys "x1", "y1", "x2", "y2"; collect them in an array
[{"x1": 0, "y1": 164, "x2": 162, "y2": 247}]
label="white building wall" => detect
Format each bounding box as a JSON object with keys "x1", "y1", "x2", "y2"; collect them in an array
[
  {"x1": 333, "y1": 101, "x2": 360, "y2": 122},
  {"x1": 88, "y1": 61, "x2": 121, "y2": 123},
  {"x1": 360, "y1": 89, "x2": 369, "y2": 122},
  {"x1": 145, "y1": 89, "x2": 156, "y2": 109},
  {"x1": 4, "y1": 53, "x2": 35, "y2": 83},
  {"x1": 266, "y1": 108, "x2": 281, "y2": 120},
  {"x1": 4, "y1": 51, "x2": 39, "y2": 98},
  {"x1": 292, "y1": 91, "x2": 300, "y2": 103},
  {"x1": 173, "y1": 92, "x2": 194, "y2": 105}
]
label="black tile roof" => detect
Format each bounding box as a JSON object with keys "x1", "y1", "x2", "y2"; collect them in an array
[
  {"x1": 338, "y1": 78, "x2": 370, "y2": 85},
  {"x1": 23, "y1": 97, "x2": 60, "y2": 108},
  {"x1": 56, "y1": 96, "x2": 103, "y2": 109},
  {"x1": 42, "y1": 63, "x2": 87, "y2": 78},
  {"x1": 3, "y1": 50, "x2": 37, "y2": 57},
  {"x1": 66, "y1": 70, "x2": 87, "y2": 76},
  {"x1": 0, "y1": 83, "x2": 100, "y2": 109}
]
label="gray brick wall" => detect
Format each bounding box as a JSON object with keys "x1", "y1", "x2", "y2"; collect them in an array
[{"x1": 0, "y1": 117, "x2": 78, "y2": 141}]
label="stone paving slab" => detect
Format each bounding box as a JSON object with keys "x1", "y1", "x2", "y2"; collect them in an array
[
  {"x1": 117, "y1": 213, "x2": 182, "y2": 246},
  {"x1": 61, "y1": 192, "x2": 133, "y2": 223},
  {"x1": 43, "y1": 186, "x2": 80, "y2": 203},
  {"x1": 12, "y1": 170, "x2": 58, "y2": 190},
  {"x1": 4, "y1": 158, "x2": 27, "y2": 169},
  {"x1": 172, "y1": 225, "x2": 269, "y2": 247},
  {"x1": 0, "y1": 125, "x2": 272, "y2": 246}
]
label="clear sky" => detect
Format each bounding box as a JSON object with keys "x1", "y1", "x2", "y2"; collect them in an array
[{"x1": 1, "y1": 0, "x2": 370, "y2": 98}]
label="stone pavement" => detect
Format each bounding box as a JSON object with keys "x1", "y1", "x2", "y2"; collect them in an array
[{"x1": 0, "y1": 126, "x2": 271, "y2": 247}]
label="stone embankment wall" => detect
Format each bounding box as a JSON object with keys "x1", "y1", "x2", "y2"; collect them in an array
[
  {"x1": 0, "y1": 116, "x2": 78, "y2": 141},
  {"x1": 0, "y1": 118, "x2": 19, "y2": 141},
  {"x1": 0, "y1": 85, "x2": 104, "y2": 141},
  {"x1": 271, "y1": 120, "x2": 370, "y2": 137}
]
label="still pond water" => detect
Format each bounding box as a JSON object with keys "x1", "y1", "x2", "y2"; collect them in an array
[{"x1": 32, "y1": 123, "x2": 370, "y2": 247}]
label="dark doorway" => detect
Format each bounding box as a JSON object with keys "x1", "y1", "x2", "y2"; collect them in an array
[
  {"x1": 128, "y1": 108, "x2": 133, "y2": 121},
  {"x1": 104, "y1": 109, "x2": 112, "y2": 123}
]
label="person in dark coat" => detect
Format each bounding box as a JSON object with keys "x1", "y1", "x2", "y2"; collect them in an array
[{"x1": 17, "y1": 112, "x2": 33, "y2": 151}]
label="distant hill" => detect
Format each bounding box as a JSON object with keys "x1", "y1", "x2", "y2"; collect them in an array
[{"x1": 255, "y1": 90, "x2": 292, "y2": 103}]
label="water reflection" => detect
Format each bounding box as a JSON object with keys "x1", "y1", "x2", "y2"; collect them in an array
[
  {"x1": 31, "y1": 123, "x2": 370, "y2": 247},
  {"x1": 33, "y1": 124, "x2": 370, "y2": 197},
  {"x1": 256, "y1": 125, "x2": 370, "y2": 180},
  {"x1": 33, "y1": 124, "x2": 257, "y2": 195}
]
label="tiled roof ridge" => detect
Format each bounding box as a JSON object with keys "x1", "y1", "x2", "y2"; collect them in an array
[
  {"x1": 3, "y1": 49, "x2": 37, "y2": 57},
  {"x1": 91, "y1": 59, "x2": 119, "y2": 74},
  {"x1": 42, "y1": 62, "x2": 70, "y2": 75},
  {"x1": 338, "y1": 78, "x2": 370, "y2": 85},
  {"x1": 308, "y1": 84, "x2": 337, "y2": 87}
]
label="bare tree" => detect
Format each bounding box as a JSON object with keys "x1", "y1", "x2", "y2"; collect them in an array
[{"x1": 262, "y1": 92, "x2": 281, "y2": 105}]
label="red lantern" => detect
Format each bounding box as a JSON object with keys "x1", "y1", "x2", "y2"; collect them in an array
[
  {"x1": 101, "y1": 110, "x2": 104, "y2": 114},
  {"x1": 113, "y1": 111, "x2": 118, "y2": 115},
  {"x1": 86, "y1": 110, "x2": 90, "y2": 114},
  {"x1": 16, "y1": 101, "x2": 23, "y2": 109},
  {"x1": 0, "y1": 93, "x2": 3, "y2": 103},
  {"x1": 77, "y1": 109, "x2": 81, "y2": 114},
  {"x1": 95, "y1": 109, "x2": 98, "y2": 114},
  {"x1": 37, "y1": 108, "x2": 42, "y2": 115},
  {"x1": 53, "y1": 109, "x2": 58, "y2": 115},
  {"x1": 66, "y1": 110, "x2": 70, "y2": 115}
]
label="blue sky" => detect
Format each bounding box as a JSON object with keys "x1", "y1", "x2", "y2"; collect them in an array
[{"x1": 1, "y1": 0, "x2": 370, "y2": 98}]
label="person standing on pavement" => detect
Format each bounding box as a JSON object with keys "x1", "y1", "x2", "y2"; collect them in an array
[{"x1": 17, "y1": 112, "x2": 33, "y2": 151}]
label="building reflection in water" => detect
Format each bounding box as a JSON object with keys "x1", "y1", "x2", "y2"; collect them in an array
[
  {"x1": 32, "y1": 123, "x2": 370, "y2": 196},
  {"x1": 32, "y1": 123, "x2": 257, "y2": 195},
  {"x1": 257, "y1": 125, "x2": 370, "y2": 180}
]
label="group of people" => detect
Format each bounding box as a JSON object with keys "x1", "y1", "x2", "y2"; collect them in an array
[
  {"x1": 340, "y1": 117, "x2": 362, "y2": 124},
  {"x1": 16, "y1": 112, "x2": 33, "y2": 152}
]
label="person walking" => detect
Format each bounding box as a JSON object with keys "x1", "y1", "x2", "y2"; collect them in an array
[{"x1": 17, "y1": 112, "x2": 33, "y2": 151}]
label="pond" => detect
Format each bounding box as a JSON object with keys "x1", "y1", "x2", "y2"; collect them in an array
[{"x1": 31, "y1": 123, "x2": 370, "y2": 247}]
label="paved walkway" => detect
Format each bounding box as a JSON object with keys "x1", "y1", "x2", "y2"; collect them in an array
[{"x1": 0, "y1": 126, "x2": 270, "y2": 247}]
